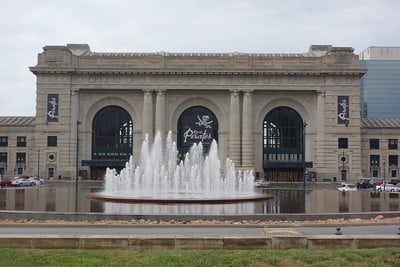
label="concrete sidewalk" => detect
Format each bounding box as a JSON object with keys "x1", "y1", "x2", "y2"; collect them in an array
[{"x1": 1, "y1": 208, "x2": 400, "y2": 250}]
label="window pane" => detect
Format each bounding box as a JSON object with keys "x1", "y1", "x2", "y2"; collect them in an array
[
  {"x1": 370, "y1": 139, "x2": 379, "y2": 149},
  {"x1": 0, "y1": 137, "x2": 8, "y2": 147},
  {"x1": 16, "y1": 153, "x2": 26, "y2": 163},
  {"x1": 389, "y1": 139, "x2": 398, "y2": 149},
  {"x1": 47, "y1": 136, "x2": 57, "y2": 147},
  {"x1": 0, "y1": 152, "x2": 7, "y2": 163},
  {"x1": 17, "y1": 136, "x2": 26, "y2": 147},
  {"x1": 338, "y1": 138, "x2": 348, "y2": 149}
]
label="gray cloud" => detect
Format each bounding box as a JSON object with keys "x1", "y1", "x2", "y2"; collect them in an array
[{"x1": 1, "y1": 0, "x2": 399, "y2": 115}]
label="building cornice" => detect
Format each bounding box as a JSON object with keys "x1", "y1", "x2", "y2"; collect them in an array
[
  {"x1": 29, "y1": 67, "x2": 366, "y2": 76},
  {"x1": 30, "y1": 44, "x2": 366, "y2": 77}
]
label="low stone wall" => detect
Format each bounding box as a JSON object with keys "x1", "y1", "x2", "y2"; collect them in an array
[{"x1": 0, "y1": 235, "x2": 399, "y2": 250}]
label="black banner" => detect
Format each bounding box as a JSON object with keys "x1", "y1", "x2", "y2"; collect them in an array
[
  {"x1": 177, "y1": 106, "x2": 218, "y2": 149},
  {"x1": 47, "y1": 94, "x2": 59, "y2": 122},
  {"x1": 337, "y1": 96, "x2": 349, "y2": 124}
]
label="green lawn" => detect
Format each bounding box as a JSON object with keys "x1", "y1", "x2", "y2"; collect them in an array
[{"x1": 0, "y1": 248, "x2": 399, "y2": 266}]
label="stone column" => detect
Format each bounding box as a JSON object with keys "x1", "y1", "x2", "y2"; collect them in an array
[
  {"x1": 155, "y1": 89, "x2": 166, "y2": 138},
  {"x1": 70, "y1": 89, "x2": 80, "y2": 174},
  {"x1": 242, "y1": 90, "x2": 254, "y2": 168},
  {"x1": 228, "y1": 90, "x2": 241, "y2": 165},
  {"x1": 142, "y1": 89, "x2": 153, "y2": 140},
  {"x1": 315, "y1": 90, "x2": 326, "y2": 173}
]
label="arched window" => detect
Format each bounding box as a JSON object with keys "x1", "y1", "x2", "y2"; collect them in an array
[
  {"x1": 263, "y1": 107, "x2": 304, "y2": 181},
  {"x1": 177, "y1": 106, "x2": 218, "y2": 158},
  {"x1": 92, "y1": 106, "x2": 133, "y2": 162}
]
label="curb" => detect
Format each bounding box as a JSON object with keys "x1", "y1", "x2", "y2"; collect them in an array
[
  {"x1": 2, "y1": 210, "x2": 400, "y2": 222},
  {"x1": 0, "y1": 221, "x2": 399, "y2": 228}
]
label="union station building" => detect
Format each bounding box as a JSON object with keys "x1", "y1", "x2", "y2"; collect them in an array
[{"x1": 1, "y1": 44, "x2": 399, "y2": 182}]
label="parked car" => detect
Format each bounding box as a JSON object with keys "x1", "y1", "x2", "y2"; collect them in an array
[
  {"x1": 370, "y1": 179, "x2": 383, "y2": 187},
  {"x1": 375, "y1": 183, "x2": 399, "y2": 192},
  {"x1": 254, "y1": 180, "x2": 271, "y2": 188},
  {"x1": 29, "y1": 176, "x2": 44, "y2": 185},
  {"x1": 388, "y1": 179, "x2": 400, "y2": 186},
  {"x1": 0, "y1": 177, "x2": 12, "y2": 187},
  {"x1": 356, "y1": 179, "x2": 373, "y2": 189},
  {"x1": 11, "y1": 178, "x2": 35, "y2": 187},
  {"x1": 337, "y1": 183, "x2": 357, "y2": 192}
]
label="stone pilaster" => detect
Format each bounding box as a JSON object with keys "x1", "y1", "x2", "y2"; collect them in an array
[
  {"x1": 242, "y1": 90, "x2": 253, "y2": 168},
  {"x1": 315, "y1": 90, "x2": 326, "y2": 175},
  {"x1": 155, "y1": 89, "x2": 166, "y2": 138},
  {"x1": 228, "y1": 90, "x2": 241, "y2": 165},
  {"x1": 142, "y1": 89, "x2": 153, "y2": 140},
  {"x1": 70, "y1": 89, "x2": 80, "y2": 165}
]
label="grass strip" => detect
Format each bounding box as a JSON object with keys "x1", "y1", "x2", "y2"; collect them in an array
[{"x1": 0, "y1": 248, "x2": 399, "y2": 267}]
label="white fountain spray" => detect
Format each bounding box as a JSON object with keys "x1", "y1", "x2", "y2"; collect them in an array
[{"x1": 103, "y1": 131, "x2": 256, "y2": 200}]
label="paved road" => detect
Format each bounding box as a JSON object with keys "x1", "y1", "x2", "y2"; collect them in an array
[
  {"x1": 0, "y1": 224, "x2": 399, "y2": 237},
  {"x1": 297, "y1": 225, "x2": 400, "y2": 236},
  {"x1": 0, "y1": 226, "x2": 262, "y2": 237}
]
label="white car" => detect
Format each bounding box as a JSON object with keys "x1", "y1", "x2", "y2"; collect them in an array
[
  {"x1": 254, "y1": 180, "x2": 271, "y2": 188},
  {"x1": 29, "y1": 176, "x2": 44, "y2": 185},
  {"x1": 337, "y1": 183, "x2": 357, "y2": 192},
  {"x1": 375, "y1": 183, "x2": 399, "y2": 192},
  {"x1": 11, "y1": 178, "x2": 35, "y2": 187}
]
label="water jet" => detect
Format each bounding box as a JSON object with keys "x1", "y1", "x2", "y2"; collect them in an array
[{"x1": 87, "y1": 131, "x2": 273, "y2": 206}]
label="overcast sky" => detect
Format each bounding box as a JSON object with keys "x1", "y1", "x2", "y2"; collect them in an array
[{"x1": 0, "y1": 0, "x2": 399, "y2": 116}]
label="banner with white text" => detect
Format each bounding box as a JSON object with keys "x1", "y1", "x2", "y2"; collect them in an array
[
  {"x1": 47, "y1": 94, "x2": 59, "y2": 122},
  {"x1": 337, "y1": 95, "x2": 349, "y2": 124}
]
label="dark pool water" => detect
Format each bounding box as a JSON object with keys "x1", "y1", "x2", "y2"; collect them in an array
[{"x1": 0, "y1": 182, "x2": 399, "y2": 215}]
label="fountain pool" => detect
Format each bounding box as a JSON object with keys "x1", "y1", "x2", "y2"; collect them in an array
[{"x1": 87, "y1": 131, "x2": 273, "y2": 204}]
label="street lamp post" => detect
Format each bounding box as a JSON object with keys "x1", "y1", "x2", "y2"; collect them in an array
[
  {"x1": 30, "y1": 148, "x2": 40, "y2": 178},
  {"x1": 341, "y1": 151, "x2": 346, "y2": 181},
  {"x1": 75, "y1": 121, "x2": 81, "y2": 211},
  {"x1": 36, "y1": 149, "x2": 40, "y2": 178},
  {"x1": 302, "y1": 121, "x2": 307, "y2": 191},
  {"x1": 383, "y1": 158, "x2": 386, "y2": 191}
]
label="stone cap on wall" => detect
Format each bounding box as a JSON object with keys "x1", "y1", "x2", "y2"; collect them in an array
[
  {"x1": 0, "y1": 116, "x2": 35, "y2": 127},
  {"x1": 361, "y1": 118, "x2": 400, "y2": 129}
]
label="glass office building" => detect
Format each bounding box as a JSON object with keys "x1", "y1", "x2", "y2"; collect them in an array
[{"x1": 360, "y1": 47, "x2": 400, "y2": 118}]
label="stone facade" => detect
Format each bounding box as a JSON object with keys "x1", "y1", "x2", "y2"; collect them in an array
[
  {"x1": 1, "y1": 44, "x2": 371, "y2": 182},
  {"x1": 0, "y1": 117, "x2": 35, "y2": 176},
  {"x1": 360, "y1": 119, "x2": 400, "y2": 180}
]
